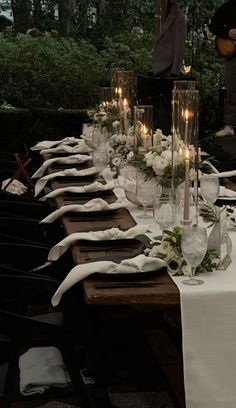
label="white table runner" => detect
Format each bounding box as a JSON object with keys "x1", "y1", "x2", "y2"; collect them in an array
[{"x1": 111, "y1": 174, "x2": 236, "y2": 408}]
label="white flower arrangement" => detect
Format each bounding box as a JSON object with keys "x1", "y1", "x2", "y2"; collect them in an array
[
  {"x1": 108, "y1": 127, "x2": 136, "y2": 177},
  {"x1": 145, "y1": 226, "x2": 217, "y2": 276},
  {"x1": 128, "y1": 128, "x2": 206, "y2": 189}
]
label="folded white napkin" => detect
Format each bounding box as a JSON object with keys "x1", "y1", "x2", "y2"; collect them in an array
[
  {"x1": 34, "y1": 167, "x2": 98, "y2": 197},
  {"x1": 202, "y1": 165, "x2": 236, "y2": 179},
  {"x1": 39, "y1": 142, "x2": 92, "y2": 155},
  {"x1": 1, "y1": 179, "x2": 28, "y2": 195},
  {"x1": 19, "y1": 346, "x2": 70, "y2": 395},
  {"x1": 31, "y1": 137, "x2": 81, "y2": 151},
  {"x1": 32, "y1": 154, "x2": 93, "y2": 179},
  {"x1": 51, "y1": 254, "x2": 167, "y2": 306},
  {"x1": 192, "y1": 185, "x2": 236, "y2": 199},
  {"x1": 40, "y1": 198, "x2": 125, "y2": 223},
  {"x1": 39, "y1": 180, "x2": 114, "y2": 202},
  {"x1": 48, "y1": 225, "x2": 150, "y2": 261},
  {"x1": 218, "y1": 186, "x2": 236, "y2": 198}
]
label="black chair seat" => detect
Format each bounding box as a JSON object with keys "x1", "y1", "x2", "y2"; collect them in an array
[{"x1": 0, "y1": 274, "x2": 93, "y2": 408}]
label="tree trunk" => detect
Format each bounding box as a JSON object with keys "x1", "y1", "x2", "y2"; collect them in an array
[
  {"x1": 33, "y1": 0, "x2": 43, "y2": 28},
  {"x1": 155, "y1": 0, "x2": 167, "y2": 36},
  {"x1": 11, "y1": 0, "x2": 32, "y2": 33},
  {"x1": 58, "y1": 0, "x2": 76, "y2": 37}
]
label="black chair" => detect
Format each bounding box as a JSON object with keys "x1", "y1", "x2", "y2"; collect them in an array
[
  {"x1": 0, "y1": 274, "x2": 93, "y2": 408},
  {"x1": 0, "y1": 200, "x2": 51, "y2": 220},
  {"x1": 0, "y1": 242, "x2": 74, "y2": 281},
  {"x1": 0, "y1": 216, "x2": 64, "y2": 246}
]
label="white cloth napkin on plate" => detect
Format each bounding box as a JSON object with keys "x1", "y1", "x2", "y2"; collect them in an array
[
  {"x1": 40, "y1": 198, "x2": 125, "y2": 223},
  {"x1": 192, "y1": 185, "x2": 236, "y2": 199},
  {"x1": 32, "y1": 154, "x2": 93, "y2": 179},
  {"x1": 34, "y1": 167, "x2": 98, "y2": 197},
  {"x1": 48, "y1": 225, "x2": 150, "y2": 261},
  {"x1": 31, "y1": 137, "x2": 81, "y2": 151},
  {"x1": 218, "y1": 186, "x2": 236, "y2": 198},
  {"x1": 39, "y1": 142, "x2": 92, "y2": 155},
  {"x1": 19, "y1": 346, "x2": 70, "y2": 395},
  {"x1": 51, "y1": 254, "x2": 167, "y2": 306},
  {"x1": 39, "y1": 180, "x2": 114, "y2": 202}
]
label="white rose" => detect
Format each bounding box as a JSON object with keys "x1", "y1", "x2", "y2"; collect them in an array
[
  {"x1": 112, "y1": 120, "x2": 121, "y2": 129},
  {"x1": 144, "y1": 151, "x2": 156, "y2": 167},
  {"x1": 161, "y1": 150, "x2": 172, "y2": 163},
  {"x1": 112, "y1": 157, "x2": 121, "y2": 167},
  {"x1": 127, "y1": 151, "x2": 134, "y2": 161},
  {"x1": 152, "y1": 156, "x2": 168, "y2": 176}
]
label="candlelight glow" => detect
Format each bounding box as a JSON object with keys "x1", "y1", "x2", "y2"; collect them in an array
[
  {"x1": 123, "y1": 98, "x2": 128, "y2": 108},
  {"x1": 143, "y1": 124, "x2": 148, "y2": 135},
  {"x1": 185, "y1": 147, "x2": 190, "y2": 160},
  {"x1": 118, "y1": 87, "x2": 122, "y2": 97},
  {"x1": 184, "y1": 109, "x2": 189, "y2": 121}
]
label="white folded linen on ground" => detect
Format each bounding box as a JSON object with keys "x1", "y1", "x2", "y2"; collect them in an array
[
  {"x1": 39, "y1": 180, "x2": 114, "y2": 202},
  {"x1": 1, "y1": 179, "x2": 28, "y2": 195},
  {"x1": 39, "y1": 142, "x2": 92, "y2": 155},
  {"x1": 40, "y1": 198, "x2": 125, "y2": 223},
  {"x1": 48, "y1": 225, "x2": 150, "y2": 261},
  {"x1": 51, "y1": 254, "x2": 167, "y2": 306},
  {"x1": 34, "y1": 167, "x2": 98, "y2": 197},
  {"x1": 32, "y1": 154, "x2": 93, "y2": 179},
  {"x1": 19, "y1": 346, "x2": 70, "y2": 396},
  {"x1": 31, "y1": 137, "x2": 81, "y2": 151}
]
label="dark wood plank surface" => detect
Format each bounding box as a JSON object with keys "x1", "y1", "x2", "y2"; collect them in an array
[{"x1": 45, "y1": 161, "x2": 180, "y2": 306}]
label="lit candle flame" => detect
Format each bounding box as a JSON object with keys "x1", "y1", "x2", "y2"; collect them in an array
[
  {"x1": 123, "y1": 98, "x2": 128, "y2": 108},
  {"x1": 185, "y1": 147, "x2": 190, "y2": 160},
  {"x1": 118, "y1": 87, "x2": 122, "y2": 97},
  {"x1": 184, "y1": 109, "x2": 189, "y2": 121}
]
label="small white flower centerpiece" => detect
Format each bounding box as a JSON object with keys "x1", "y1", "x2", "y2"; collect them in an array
[
  {"x1": 128, "y1": 128, "x2": 200, "y2": 192},
  {"x1": 145, "y1": 225, "x2": 217, "y2": 276}
]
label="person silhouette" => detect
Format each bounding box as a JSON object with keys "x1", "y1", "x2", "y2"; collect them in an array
[{"x1": 153, "y1": 0, "x2": 187, "y2": 77}]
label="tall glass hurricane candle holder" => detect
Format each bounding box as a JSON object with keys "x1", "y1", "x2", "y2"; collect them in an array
[
  {"x1": 133, "y1": 105, "x2": 153, "y2": 152},
  {"x1": 111, "y1": 68, "x2": 134, "y2": 109},
  {"x1": 171, "y1": 88, "x2": 199, "y2": 226},
  {"x1": 100, "y1": 87, "x2": 115, "y2": 105}
]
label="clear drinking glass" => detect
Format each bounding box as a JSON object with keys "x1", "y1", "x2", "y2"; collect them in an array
[
  {"x1": 154, "y1": 196, "x2": 175, "y2": 233},
  {"x1": 181, "y1": 226, "x2": 208, "y2": 285},
  {"x1": 200, "y1": 174, "x2": 220, "y2": 204},
  {"x1": 136, "y1": 172, "x2": 159, "y2": 219},
  {"x1": 92, "y1": 146, "x2": 108, "y2": 182}
]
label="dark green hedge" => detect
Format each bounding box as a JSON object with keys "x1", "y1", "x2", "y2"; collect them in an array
[{"x1": 0, "y1": 108, "x2": 89, "y2": 151}]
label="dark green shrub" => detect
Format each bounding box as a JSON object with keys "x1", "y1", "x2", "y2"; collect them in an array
[{"x1": 0, "y1": 32, "x2": 107, "y2": 109}]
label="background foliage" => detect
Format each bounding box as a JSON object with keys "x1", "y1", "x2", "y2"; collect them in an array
[{"x1": 0, "y1": 0, "x2": 227, "y2": 133}]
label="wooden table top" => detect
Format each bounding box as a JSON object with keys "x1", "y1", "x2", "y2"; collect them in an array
[{"x1": 45, "y1": 161, "x2": 180, "y2": 306}]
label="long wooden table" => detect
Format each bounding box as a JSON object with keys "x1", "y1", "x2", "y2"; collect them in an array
[
  {"x1": 48, "y1": 170, "x2": 180, "y2": 306},
  {"x1": 42, "y1": 155, "x2": 185, "y2": 407}
]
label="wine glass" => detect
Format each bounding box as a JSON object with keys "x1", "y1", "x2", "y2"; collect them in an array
[
  {"x1": 136, "y1": 172, "x2": 159, "y2": 219},
  {"x1": 200, "y1": 174, "x2": 220, "y2": 204},
  {"x1": 154, "y1": 196, "x2": 175, "y2": 233},
  {"x1": 181, "y1": 226, "x2": 208, "y2": 285},
  {"x1": 92, "y1": 146, "x2": 108, "y2": 182},
  {"x1": 92, "y1": 128, "x2": 104, "y2": 149}
]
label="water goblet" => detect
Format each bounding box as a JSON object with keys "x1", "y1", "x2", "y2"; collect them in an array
[
  {"x1": 92, "y1": 127, "x2": 105, "y2": 149},
  {"x1": 154, "y1": 196, "x2": 175, "y2": 234},
  {"x1": 200, "y1": 174, "x2": 220, "y2": 204},
  {"x1": 136, "y1": 172, "x2": 159, "y2": 219},
  {"x1": 92, "y1": 145, "x2": 108, "y2": 182},
  {"x1": 181, "y1": 226, "x2": 208, "y2": 285}
]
